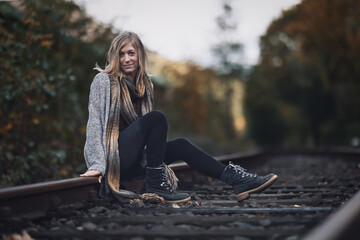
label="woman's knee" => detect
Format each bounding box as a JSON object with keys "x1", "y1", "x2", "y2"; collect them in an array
[
  {"x1": 140, "y1": 110, "x2": 168, "y2": 132},
  {"x1": 174, "y1": 137, "x2": 191, "y2": 147},
  {"x1": 146, "y1": 110, "x2": 167, "y2": 124}
]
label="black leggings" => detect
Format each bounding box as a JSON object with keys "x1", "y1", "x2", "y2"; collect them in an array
[{"x1": 118, "y1": 110, "x2": 225, "y2": 180}]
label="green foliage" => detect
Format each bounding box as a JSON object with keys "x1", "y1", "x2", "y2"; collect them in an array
[
  {"x1": 0, "y1": 0, "x2": 247, "y2": 187},
  {"x1": 245, "y1": 0, "x2": 360, "y2": 146},
  {"x1": 0, "y1": 0, "x2": 115, "y2": 187}
]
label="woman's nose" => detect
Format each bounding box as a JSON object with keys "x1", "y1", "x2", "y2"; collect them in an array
[{"x1": 124, "y1": 54, "x2": 130, "y2": 62}]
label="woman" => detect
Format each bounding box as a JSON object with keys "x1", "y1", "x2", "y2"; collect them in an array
[{"x1": 80, "y1": 32, "x2": 277, "y2": 203}]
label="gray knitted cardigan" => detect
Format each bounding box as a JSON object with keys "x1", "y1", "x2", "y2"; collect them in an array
[
  {"x1": 84, "y1": 72, "x2": 111, "y2": 176},
  {"x1": 84, "y1": 73, "x2": 179, "y2": 197}
]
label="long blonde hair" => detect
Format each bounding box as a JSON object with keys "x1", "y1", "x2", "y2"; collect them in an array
[{"x1": 94, "y1": 31, "x2": 151, "y2": 98}]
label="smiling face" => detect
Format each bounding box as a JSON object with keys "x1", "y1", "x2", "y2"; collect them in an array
[{"x1": 119, "y1": 43, "x2": 139, "y2": 79}]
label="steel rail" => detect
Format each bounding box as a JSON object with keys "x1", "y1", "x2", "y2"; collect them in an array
[
  {"x1": 303, "y1": 187, "x2": 360, "y2": 240},
  {"x1": 0, "y1": 177, "x2": 98, "y2": 219},
  {"x1": 1, "y1": 147, "x2": 359, "y2": 239}
]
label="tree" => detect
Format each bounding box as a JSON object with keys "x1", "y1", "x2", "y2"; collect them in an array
[
  {"x1": 0, "y1": 0, "x2": 116, "y2": 187},
  {"x1": 212, "y1": 0, "x2": 244, "y2": 139},
  {"x1": 245, "y1": 0, "x2": 360, "y2": 146}
]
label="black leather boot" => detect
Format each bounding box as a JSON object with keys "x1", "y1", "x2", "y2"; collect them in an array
[
  {"x1": 220, "y1": 161, "x2": 278, "y2": 201},
  {"x1": 146, "y1": 166, "x2": 191, "y2": 203}
]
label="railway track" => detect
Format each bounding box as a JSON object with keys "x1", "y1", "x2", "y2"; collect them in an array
[{"x1": 1, "y1": 147, "x2": 360, "y2": 239}]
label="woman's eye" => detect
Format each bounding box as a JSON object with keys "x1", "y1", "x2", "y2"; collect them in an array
[
  {"x1": 129, "y1": 51, "x2": 135, "y2": 56},
  {"x1": 119, "y1": 52, "x2": 124, "y2": 56}
]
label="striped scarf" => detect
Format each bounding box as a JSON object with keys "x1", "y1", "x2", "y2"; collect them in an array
[{"x1": 105, "y1": 75, "x2": 153, "y2": 200}]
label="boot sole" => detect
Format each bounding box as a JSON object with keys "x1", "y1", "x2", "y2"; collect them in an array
[{"x1": 236, "y1": 175, "x2": 278, "y2": 201}]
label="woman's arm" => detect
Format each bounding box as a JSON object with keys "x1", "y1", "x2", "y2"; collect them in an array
[{"x1": 82, "y1": 74, "x2": 108, "y2": 180}]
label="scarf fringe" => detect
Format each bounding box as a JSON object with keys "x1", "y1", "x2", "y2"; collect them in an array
[
  {"x1": 163, "y1": 163, "x2": 179, "y2": 190},
  {"x1": 111, "y1": 189, "x2": 140, "y2": 202}
]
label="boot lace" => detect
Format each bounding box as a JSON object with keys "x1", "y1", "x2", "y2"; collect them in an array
[
  {"x1": 229, "y1": 161, "x2": 257, "y2": 178},
  {"x1": 160, "y1": 172, "x2": 173, "y2": 192}
]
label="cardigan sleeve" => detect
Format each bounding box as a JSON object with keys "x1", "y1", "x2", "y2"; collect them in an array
[{"x1": 83, "y1": 74, "x2": 107, "y2": 175}]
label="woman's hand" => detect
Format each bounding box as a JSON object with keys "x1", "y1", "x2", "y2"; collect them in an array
[{"x1": 80, "y1": 170, "x2": 102, "y2": 183}]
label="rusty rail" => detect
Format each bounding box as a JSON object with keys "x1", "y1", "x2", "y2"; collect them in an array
[
  {"x1": 303, "y1": 186, "x2": 360, "y2": 240},
  {"x1": 0, "y1": 177, "x2": 98, "y2": 219},
  {"x1": 1, "y1": 147, "x2": 360, "y2": 239}
]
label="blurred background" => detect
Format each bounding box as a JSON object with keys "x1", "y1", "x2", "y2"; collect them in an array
[{"x1": 1, "y1": 0, "x2": 359, "y2": 187}]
